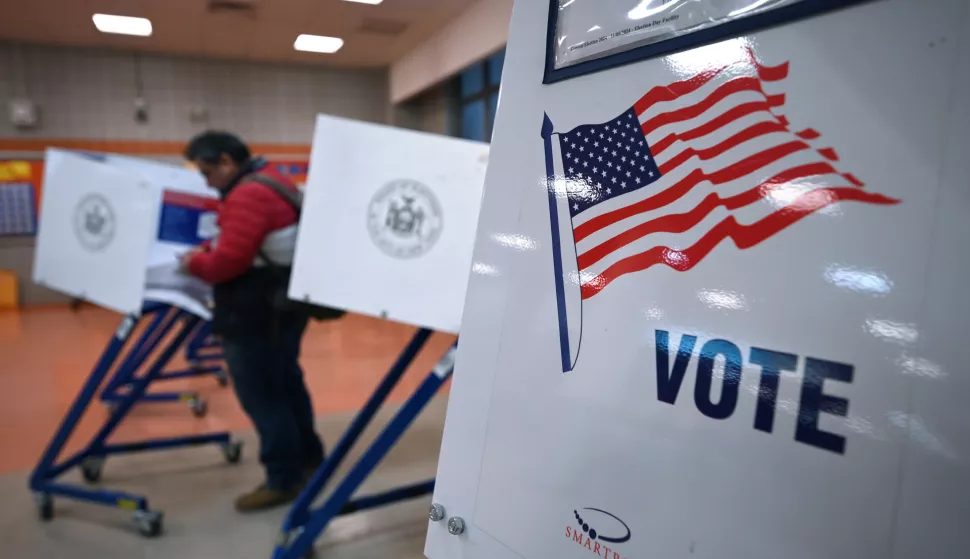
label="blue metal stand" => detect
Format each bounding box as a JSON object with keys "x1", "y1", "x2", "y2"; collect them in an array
[
  {"x1": 98, "y1": 305, "x2": 228, "y2": 417},
  {"x1": 29, "y1": 304, "x2": 243, "y2": 536},
  {"x1": 272, "y1": 329, "x2": 457, "y2": 559}
]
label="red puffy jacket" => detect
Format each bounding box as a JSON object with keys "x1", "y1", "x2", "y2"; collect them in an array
[{"x1": 187, "y1": 167, "x2": 299, "y2": 285}]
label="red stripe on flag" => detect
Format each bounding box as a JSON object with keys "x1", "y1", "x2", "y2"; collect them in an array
[
  {"x1": 651, "y1": 100, "x2": 789, "y2": 157},
  {"x1": 658, "y1": 121, "x2": 798, "y2": 175},
  {"x1": 632, "y1": 52, "x2": 789, "y2": 116},
  {"x1": 745, "y1": 48, "x2": 790, "y2": 82},
  {"x1": 574, "y1": 141, "x2": 811, "y2": 243},
  {"x1": 163, "y1": 191, "x2": 219, "y2": 211},
  {"x1": 576, "y1": 162, "x2": 842, "y2": 270},
  {"x1": 817, "y1": 148, "x2": 839, "y2": 161},
  {"x1": 842, "y1": 173, "x2": 864, "y2": 187},
  {"x1": 796, "y1": 128, "x2": 821, "y2": 140},
  {"x1": 580, "y1": 188, "x2": 900, "y2": 298},
  {"x1": 641, "y1": 76, "x2": 786, "y2": 137},
  {"x1": 633, "y1": 66, "x2": 728, "y2": 115}
]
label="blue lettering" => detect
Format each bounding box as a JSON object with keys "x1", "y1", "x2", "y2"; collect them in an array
[
  {"x1": 749, "y1": 348, "x2": 797, "y2": 433},
  {"x1": 653, "y1": 330, "x2": 854, "y2": 455},
  {"x1": 655, "y1": 330, "x2": 696, "y2": 405},
  {"x1": 795, "y1": 358, "x2": 853, "y2": 454},
  {"x1": 694, "y1": 339, "x2": 742, "y2": 420}
]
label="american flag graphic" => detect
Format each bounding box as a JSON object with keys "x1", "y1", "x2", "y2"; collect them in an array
[
  {"x1": 542, "y1": 50, "x2": 900, "y2": 372},
  {"x1": 158, "y1": 190, "x2": 220, "y2": 246}
]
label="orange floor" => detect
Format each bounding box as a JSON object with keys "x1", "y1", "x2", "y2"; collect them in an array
[{"x1": 0, "y1": 306, "x2": 454, "y2": 474}]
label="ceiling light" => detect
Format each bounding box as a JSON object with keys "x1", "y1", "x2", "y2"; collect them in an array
[
  {"x1": 294, "y1": 34, "x2": 344, "y2": 54},
  {"x1": 344, "y1": 0, "x2": 384, "y2": 4},
  {"x1": 92, "y1": 14, "x2": 153, "y2": 37}
]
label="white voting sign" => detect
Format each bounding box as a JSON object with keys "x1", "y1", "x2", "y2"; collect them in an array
[
  {"x1": 34, "y1": 150, "x2": 161, "y2": 316},
  {"x1": 429, "y1": 1, "x2": 970, "y2": 559},
  {"x1": 290, "y1": 115, "x2": 488, "y2": 334},
  {"x1": 34, "y1": 149, "x2": 219, "y2": 317}
]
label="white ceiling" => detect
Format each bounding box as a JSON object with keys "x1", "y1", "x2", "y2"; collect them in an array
[{"x1": 0, "y1": 0, "x2": 478, "y2": 67}]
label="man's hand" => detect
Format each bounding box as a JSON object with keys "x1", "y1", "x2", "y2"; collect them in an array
[{"x1": 178, "y1": 247, "x2": 203, "y2": 274}]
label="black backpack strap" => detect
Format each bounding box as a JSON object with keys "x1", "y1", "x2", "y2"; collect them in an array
[
  {"x1": 245, "y1": 173, "x2": 301, "y2": 268},
  {"x1": 247, "y1": 173, "x2": 303, "y2": 216}
]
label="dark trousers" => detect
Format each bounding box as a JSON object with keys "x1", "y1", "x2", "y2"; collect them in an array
[{"x1": 222, "y1": 314, "x2": 324, "y2": 490}]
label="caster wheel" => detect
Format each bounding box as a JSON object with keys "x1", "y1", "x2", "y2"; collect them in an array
[
  {"x1": 134, "y1": 510, "x2": 163, "y2": 538},
  {"x1": 35, "y1": 493, "x2": 53, "y2": 521},
  {"x1": 80, "y1": 457, "x2": 105, "y2": 484},
  {"x1": 222, "y1": 440, "x2": 243, "y2": 464},
  {"x1": 189, "y1": 398, "x2": 208, "y2": 418},
  {"x1": 280, "y1": 529, "x2": 315, "y2": 559}
]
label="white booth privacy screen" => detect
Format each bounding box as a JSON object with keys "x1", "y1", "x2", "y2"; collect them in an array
[
  {"x1": 34, "y1": 151, "x2": 161, "y2": 316},
  {"x1": 33, "y1": 149, "x2": 219, "y2": 317},
  {"x1": 289, "y1": 115, "x2": 489, "y2": 335}
]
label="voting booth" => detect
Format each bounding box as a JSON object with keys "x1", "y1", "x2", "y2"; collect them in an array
[
  {"x1": 273, "y1": 115, "x2": 488, "y2": 559},
  {"x1": 428, "y1": 1, "x2": 970, "y2": 559},
  {"x1": 35, "y1": 149, "x2": 218, "y2": 318},
  {"x1": 29, "y1": 150, "x2": 237, "y2": 536}
]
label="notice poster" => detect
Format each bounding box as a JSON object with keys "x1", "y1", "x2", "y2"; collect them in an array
[{"x1": 554, "y1": 0, "x2": 828, "y2": 70}]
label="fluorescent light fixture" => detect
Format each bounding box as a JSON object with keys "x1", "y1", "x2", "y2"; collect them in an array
[
  {"x1": 294, "y1": 34, "x2": 344, "y2": 54},
  {"x1": 344, "y1": 0, "x2": 384, "y2": 4},
  {"x1": 92, "y1": 14, "x2": 153, "y2": 37}
]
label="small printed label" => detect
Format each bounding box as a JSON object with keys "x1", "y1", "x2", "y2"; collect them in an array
[
  {"x1": 117, "y1": 499, "x2": 138, "y2": 511},
  {"x1": 197, "y1": 212, "x2": 219, "y2": 239},
  {"x1": 115, "y1": 316, "x2": 135, "y2": 340},
  {"x1": 432, "y1": 346, "x2": 458, "y2": 378}
]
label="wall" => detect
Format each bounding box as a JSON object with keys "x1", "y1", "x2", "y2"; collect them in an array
[
  {"x1": 0, "y1": 42, "x2": 389, "y2": 146},
  {"x1": 391, "y1": 84, "x2": 452, "y2": 136},
  {"x1": 0, "y1": 41, "x2": 390, "y2": 306},
  {"x1": 390, "y1": 0, "x2": 512, "y2": 103}
]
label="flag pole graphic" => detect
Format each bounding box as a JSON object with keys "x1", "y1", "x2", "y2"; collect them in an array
[{"x1": 543, "y1": 113, "x2": 579, "y2": 373}]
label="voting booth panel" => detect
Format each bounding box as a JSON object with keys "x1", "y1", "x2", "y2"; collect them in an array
[
  {"x1": 428, "y1": 1, "x2": 970, "y2": 559},
  {"x1": 33, "y1": 149, "x2": 219, "y2": 318},
  {"x1": 290, "y1": 115, "x2": 488, "y2": 335},
  {"x1": 99, "y1": 151, "x2": 219, "y2": 318},
  {"x1": 34, "y1": 151, "x2": 161, "y2": 316}
]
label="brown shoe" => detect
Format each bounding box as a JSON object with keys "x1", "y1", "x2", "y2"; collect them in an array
[{"x1": 234, "y1": 483, "x2": 303, "y2": 513}]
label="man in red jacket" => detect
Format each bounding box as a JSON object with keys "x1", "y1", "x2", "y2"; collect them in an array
[{"x1": 181, "y1": 131, "x2": 324, "y2": 512}]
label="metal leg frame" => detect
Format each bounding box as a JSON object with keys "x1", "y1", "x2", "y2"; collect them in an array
[
  {"x1": 99, "y1": 305, "x2": 178, "y2": 400},
  {"x1": 180, "y1": 319, "x2": 229, "y2": 386},
  {"x1": 185, "y1": 320, "x2": 223, "y2": 359},
  {"x1": 29, "y1": 307, "x2": 242, "y2": 536},
  {"x1": 99, "y1": 305, "x2": 227, "y2": 416},
  {"x1": 272, "y1": 329, "x2": 457, "y2": 559}
]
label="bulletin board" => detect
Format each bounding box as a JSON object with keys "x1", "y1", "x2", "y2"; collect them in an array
[{"x1": 0, "y1": 160, "x2": 43, "y2": 236}]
